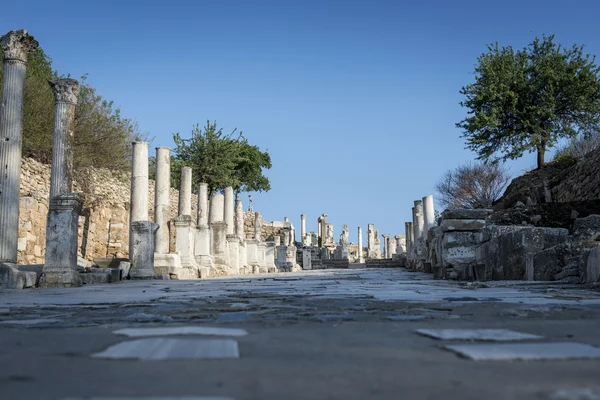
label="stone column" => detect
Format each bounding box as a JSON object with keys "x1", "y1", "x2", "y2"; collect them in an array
[
  {"x1": 388, "y1": 236, "x2": 397, "y2": 258},
  {"x1": 235, "y1": 200, "x2": 244, "y2": 240},
  {"x1": 300, "y1": 214, "x2": 306, "y2": 245},
  {"x1": 48, "y1": 78, "x2": 79, "y2": 200},
  {"x1": 224, "y1": 186, "x2": 234, "y2": 235},
  {"x1": 357, "y1": 227, "x2": 364, "y2": 263},
  {"x1": 40, "y1": 194, "x2": 83, "y2": 287},
  {"x1": 382, "y1": 234, "x2": 390, "y2": 258},
  {"x1": 154, "y1": 147, "x2": 170, "y2": 254},
  {"x1": 178, "y1": 167, "x2": 192, "y2": 217},
  {"x1": 40, "y1": 78, "x2": 81, "y2": 287},
  {"x1": 367, "y1": 224, "x2": 375, "y2": 259},
  {"x1": 194, "y1": 183, "x2": 212, "y2": 270},
  {"x1": 319, "y1": 214, "x2": 328, "y2": 247},
  {"x1": 129, "y1": 221, "x2": 159, "y2": 279},
  {"x1": 254, "y1": 212, "x2": 262, "y2": 241},
  {"x1": 129, "y1": 141, "x2": 149, "y2": 258},
  {"x1": 0, "y1": 30, "x2": 38, "y2": 263},
  {"x1": 406, "y1": 222, "x2": 414, "y2": 256},
  {"x1": 395, "y1": 235, "x2": 405, "y2": 254},
  {"x1": 317, "y1": 216, "x2": 323, "y2": 247},
  {"x1": 209, "y1": 193, "x2": 224, "y2": 223},
  {"x1": 413, "y1": 200, "x2": 424, "y2": 240},
  {"x1": 422, "y1": 195, "x2": 435, "y2": 234},
  {"x1": 302, "y1": 248, "x2": 312, "y2": 270},
  {"x1": 197, "y1": 183, "x2": 209, "y2": 227}
]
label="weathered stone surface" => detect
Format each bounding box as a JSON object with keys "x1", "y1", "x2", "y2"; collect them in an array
[
  {"x1": 440, "y1": 219, "x2": 486, "y2": 232},
  {"x1": 573, "y1": 214, "x2": 600, "y2": 241},
  {"x1": 92, "y1": 338, "x2": 240, "y2": 360},
  {"x1": 81, "y1": 270, "x2": 112, "y2": 285},
  {"x1": 416, "y1": 329, "x2": 542, "y2": 341},
  {"x1": 0, "y1": 263, "x2": 25, "y2": 288},
  {"x1": 442, "y1": 208, "x2": 493, "y2": 220},
  {"x1": 585, "y1": 246, "x2": 600, "y2": 283},
  {"x1": 129, "y1": 221, "x2": 159, "y2": 279}
]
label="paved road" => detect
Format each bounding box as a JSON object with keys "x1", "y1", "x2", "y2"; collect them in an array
[{"x1": 1, "y1": 268, "x2": 600, "y2": 400}]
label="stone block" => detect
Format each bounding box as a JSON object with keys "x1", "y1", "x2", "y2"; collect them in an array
[
  {"x1": 441, "y1": 219, "x2": 486, "y2": 232},
  {"x1": 442, "y1": 208, "x2": 493, "y2": 220},
  {"x1": 573, "y1": 214, "x2": 600, "y2": 241},
  {"x1": 0, "y1": 263, "x2": 25, "y2": 289},
  {"x1": 586, "y1": 246, "x2": 600, "y2": 283},
  {"x1": 81, "y1": 270, "x2": 112, "y2": 284}
]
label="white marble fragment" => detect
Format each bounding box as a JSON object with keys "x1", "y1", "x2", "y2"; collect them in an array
[
  {"x1": 92, "y1": 338, "x2": 239, "y2": 360},
  {"x1": 113, "y1": 326, "x2": 248, "y2": 338},
  {"x1": 444, "y1": 342, "x2": 600, "y2": 361},
  {"x1": 416, "y1": 329, "x2": 543, "y2": 341}
]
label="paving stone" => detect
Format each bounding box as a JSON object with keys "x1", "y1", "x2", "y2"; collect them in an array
[
  {"x1": 216, "y1": 312, "x2": 250, "y2": 323},
  {"x1": 63, "y1": 397, "x2": 234, "y2": 400},
  {"x1": 114, "y1": 326, "x2": 248, "y2": 338},
  {"x1": 416, "y1": 329, "x2": 543, "y2": 341},
  {"x1": 0, "y1": 308, "x2": 10, "y2": 315},
  {"x1": 92, "y1": 338, "x2": 239, "y2": 360},
  {"x1": 0, "y1": 319, "x2": 62, "y2": 325},
  {"x1": 547, "y1": 388, "x2": 600, "y2": 399},
  {"x1": 444, "y1": 342, "x2": 600, "y2": 361}
]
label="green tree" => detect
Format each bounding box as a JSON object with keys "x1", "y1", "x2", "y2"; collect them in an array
[
  {"x1": 172, "y1": 121, "x2": 271, "y2": 195},
  {"x1": 457, "y1": 35, "x2": 600, "y2": 169}
]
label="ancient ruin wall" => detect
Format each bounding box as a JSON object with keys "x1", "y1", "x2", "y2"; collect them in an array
[{"x1": 18, "y1": 158, "x2": 198, "y2": 264}]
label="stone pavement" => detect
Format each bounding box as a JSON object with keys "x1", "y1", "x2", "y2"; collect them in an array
[{"x1": 2, "y1": 268, "x2": 600, "y2": 400}]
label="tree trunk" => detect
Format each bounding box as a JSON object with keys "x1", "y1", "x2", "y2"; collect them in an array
[{"x1": 537, "y1": 140, "x2": 546, "y2": 169}]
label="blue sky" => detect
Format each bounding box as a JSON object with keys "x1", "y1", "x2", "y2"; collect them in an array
[{"x1": 4, "y1": 0, "x2": 600, "y2": 246}]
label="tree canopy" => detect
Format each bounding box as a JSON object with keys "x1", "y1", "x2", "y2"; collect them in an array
[
  {"x1": 0, "y1": 47, "x2": 147, "y2": 171},
  {"x1": 457, "y1": 35, "x2": 600, "y2": 169},
  {"x1": 435, "y1": 162, "x2": 511, "y2": 209},
  {"x1": 172, "y1": 121, "x2": 271, "y2": 195}
]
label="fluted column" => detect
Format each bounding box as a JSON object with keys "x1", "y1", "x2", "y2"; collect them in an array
[
  {"x1": 154, "y1": 147, "x2": 170, "y2": 254},
  {"x1": 178, "y1": 166, "x2": 192, "y2": 217},
  {"x1": 0, "y1": 30, "x2": 38, "y2": 263},
  {"x1": 48, "y1": 78, "x2": 79, "y2": 199},
  {"x1": 129, "y1": 141, "x2": 149, "y2": 258},
  {"x1": 422, "y1": 195, "x2": 435, "y2": 234}
]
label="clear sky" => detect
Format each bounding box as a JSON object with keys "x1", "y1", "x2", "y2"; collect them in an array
[{"x1": 3, "y1": 0, "x2": 600, "y2": 247}]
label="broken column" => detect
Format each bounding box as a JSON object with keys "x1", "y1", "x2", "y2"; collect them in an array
[
  {"x1": 254, "y1": 212, "x2": 263, "y2": 241},
  {"x1": 40, "y1": 78, "x2": 82, "y2": 287},
  {"x1": 129, "y1": 141, "x2": 149, "y2": 258},
  {"x1": 382, "y1": 234, "x2": 390, "y2": 258},
  {"x1": 129, "y1": 221, "x2": 159, "y2": 279},
  {"x1": 388, "y1": 236, "x2": 397, "y2": 257},
  {"x1": 357, "y1": 227, "x2": 364, "y2": 263},
  {"x1": 224, "y1": 186, "x2": 234, "y2": 235},
  {"x1": 395, "y1": 235, "x2": 406, "y2": 254},
  {"x1": 154, "y1": 147, "x2": 171, "y2": 254},
  {"x1": 422, "y1": 195, "x2": 435, "y2": 234},
  {"x1": 194, "y1": 183, "x2": 212, "y2": 272},
  {"x1": 0, "y1": 30, "x2": 38, "y2": 263}
]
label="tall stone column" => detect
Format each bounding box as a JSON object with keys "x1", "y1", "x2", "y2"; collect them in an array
[
  {"x1": 0, "y1": 30, "x2": 38, "y2": 263},
  {"x1": 235, "y1": 199, "x2": 244, "y2": 240},
  {"x1": 357, "y1": 227, "x2": 364, "y2": 263},
  {"x1": 406, "y1": 222, "x2": 414, "y2": 256},
  {"x1": 178, "y1": 167, "x2": 192, "y2": 216},
  {"x1": 129, "y1": 141, "x2": 149, "y2": 258},
  {"x1": 40, "y1": 78, "x2": 81, "y2": 287},
  {"x1": 154, "y1": 147, "x2": 170, "y2": 254},
  {"x1": 48, "y1": 78, "x2": 79, "y2": 199},
  {"x1": 254, "y1": 212, "x2": 263, "y2": 241},
  {"x1": 422, "y1": 195, "x2": 435, "y2": 234},
  {"x1": 224, "y1": 186, "x2": 234, "y2": 235},
  {"x1": 209, "y1": 193, "x2": 224, "y2": 223},
  {"x1": 413, "y1": 200, "x2": 424, "y2": 240},
  {"x1": 194, "y1": 183, "x2": 212, "y2": 270},
  {"x1": 197, "y1": 183, "x2": 209, "y2": 227},
  {"x1": 317, "y1": 216, "x2": 323, "y2": 247},
  {"x1": 382, "y1": 234, "x2": 390, "y2": 258},
  {"x1": 300, "y1": 214, "x2": 306, "y2": 245}
]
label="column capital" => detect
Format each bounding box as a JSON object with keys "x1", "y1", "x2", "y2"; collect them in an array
[
  {"x1": 48, "y1": 78, "x2": 80, "y2": 105},
  {"x1": 382, "y1": 234, "x2": 390, "y2": 238},
  {"x1": 1, "y1": 30, "x2": 38, "y2": 62}
]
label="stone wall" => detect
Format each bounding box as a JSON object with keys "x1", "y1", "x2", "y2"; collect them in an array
[
  {"x1": 243, "y1": 211, "x2": 291, "y2": 242},
  {"x1": 18, "y1": 158, "x2": 197, "y2": 264}
]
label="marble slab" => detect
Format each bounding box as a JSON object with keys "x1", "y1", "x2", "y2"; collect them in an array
[
  {"x1": 444, "y1": 342, "x2": 600, "y2": 361},
  {"x1": 113, "y1": 326, "x2": 248, "y2": 338},
  {"x1": 92, "y1": 338, "x2": 239, "y2": 360},
  {"x1": 416, "y1": 329, "x2": 543, "y2": 341}
]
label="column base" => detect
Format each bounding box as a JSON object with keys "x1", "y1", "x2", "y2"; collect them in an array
[{"x1": 39, "y1": 266, "x2": 82, "y2": 288}]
